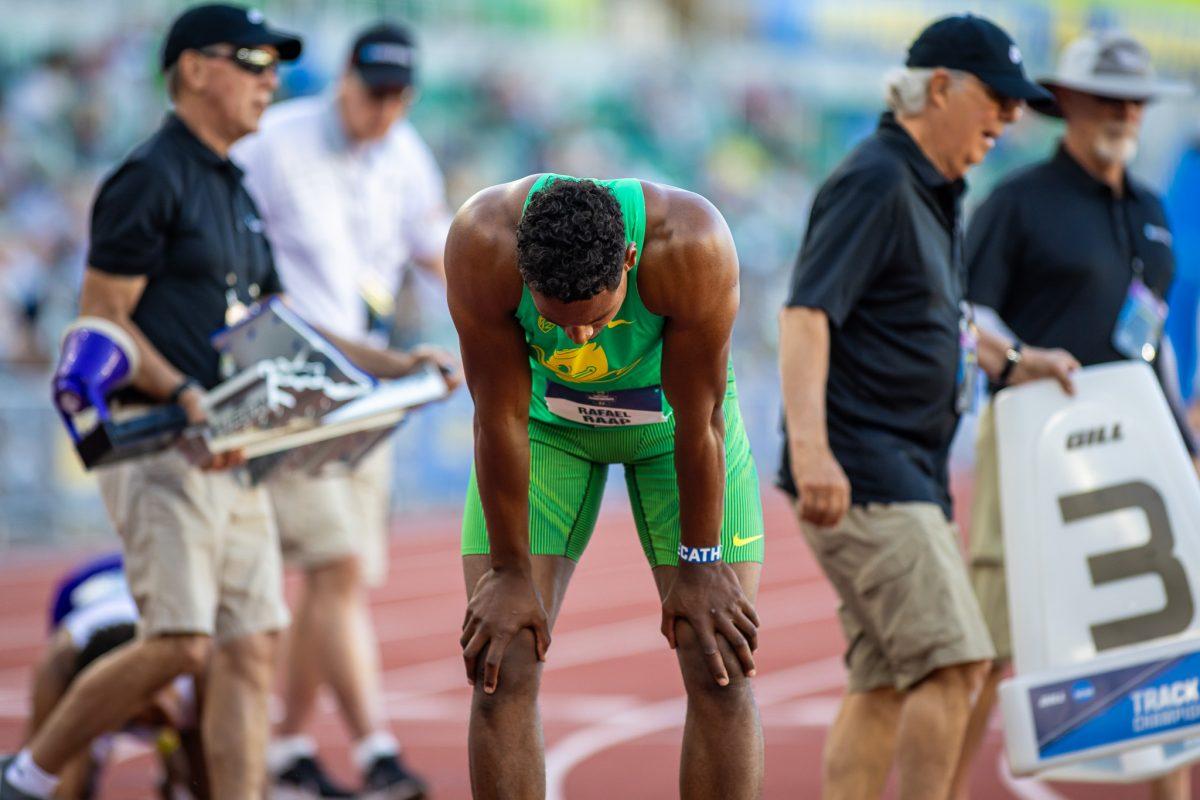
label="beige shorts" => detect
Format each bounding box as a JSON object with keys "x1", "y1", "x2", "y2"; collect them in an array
[
  {"x1": 968, "y1": 402, "x2": 1012, "y2": 661},
  {"x1": 267, "y1": 441, "x2": 393, "y2": 586},
  {"x1": 96, "y1": 448, "x2": 288, "y2": 642},
  {"x1": 800, "y1": 501, "x2": 995, "y2": 692}
]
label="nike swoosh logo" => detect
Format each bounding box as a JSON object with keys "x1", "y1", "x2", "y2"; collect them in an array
[{"x1": 732, "y1": 534, "x2": 763, "y2": 547}]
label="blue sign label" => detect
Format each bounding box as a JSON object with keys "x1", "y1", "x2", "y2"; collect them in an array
[{"x1": 1029, "y1": 651, "x2": 1200, "y2": 758}]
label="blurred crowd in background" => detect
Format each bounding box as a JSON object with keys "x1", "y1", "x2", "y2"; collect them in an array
[{"x1": 2, "y1": 0, "x2": 1200, "y2": 545}]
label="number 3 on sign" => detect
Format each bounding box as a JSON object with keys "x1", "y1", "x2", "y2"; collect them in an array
[{"x1": 1059, "y1": 481, "x2": 1195, "y2": 652}]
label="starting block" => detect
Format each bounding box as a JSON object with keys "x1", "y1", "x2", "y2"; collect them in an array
[{"x1": 996, "y1": 361, "x2": 1200, "y2": 781}]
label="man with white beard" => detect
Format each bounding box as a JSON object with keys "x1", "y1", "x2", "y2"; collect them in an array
[{"x1": 950, "y1": 30, "x2": 1195, "y2": 799}]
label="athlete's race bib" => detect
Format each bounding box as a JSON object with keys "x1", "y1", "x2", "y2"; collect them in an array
[{"x1": 545, "y1": 382, "x2": 666, "y2": 427}]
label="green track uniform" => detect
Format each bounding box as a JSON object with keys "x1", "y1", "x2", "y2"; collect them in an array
[{"x1": 462, "y1": 174, "x2": 764, "y2": 567}]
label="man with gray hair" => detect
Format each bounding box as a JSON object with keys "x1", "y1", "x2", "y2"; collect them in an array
[
  {"x1": 778, "y1": 14, "x2": 1078, "y2": 799},
  {"x1": 951, "y1": 30, "x2": 1194, "y2": 799}
]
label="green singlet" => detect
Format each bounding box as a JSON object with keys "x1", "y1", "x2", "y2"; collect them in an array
[{"x1": 461, "y1": 174, "x2": 764, "y2": 567}]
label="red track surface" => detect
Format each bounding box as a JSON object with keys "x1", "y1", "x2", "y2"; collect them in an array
[{"x1": 0, "y1": 492, "x2": 1178, "y2": 798}]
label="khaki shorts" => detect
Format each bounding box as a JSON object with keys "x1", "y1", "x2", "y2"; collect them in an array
[
  {"x1": 267, "y1": 441, "x2": 393, "y2": 586},
  {"x1": 968, "y1": 402, "x2": 1012, "y2": 661},
  {"x1": 96, "y1": 448, "x2": 288, "y2": 642},
  {"x1": 800, "y1": 501, "x2": 995, "y2": 692}
]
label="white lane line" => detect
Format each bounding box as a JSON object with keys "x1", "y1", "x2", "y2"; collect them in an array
[
  {"x1": 997, "y1": 751, "x2": 1069, "y2": 800},
  {"x1": 544, "y1": 657, "x2": 847, "y2": 800}
]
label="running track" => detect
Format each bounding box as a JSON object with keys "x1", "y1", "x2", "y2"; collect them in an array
[{"x1": 0, "y1": 491, "x2": 1177, "y2": 798}]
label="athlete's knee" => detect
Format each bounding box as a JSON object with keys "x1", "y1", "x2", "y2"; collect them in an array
[
  {"x1": 672, "y1": 620, "x2": 753, "y2": 700},
  {"x1": 145, "y1": 633, "x2": 213, "y2": 676},
  {"x1": 472, "y1": 629, "x2": 542, "y2": 712}
]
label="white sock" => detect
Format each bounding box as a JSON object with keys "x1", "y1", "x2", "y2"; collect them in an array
[
  {"x1": 266, "y1": 735, "x2": 316, "y2": 775},
  {"x1": 5, "y1": 749, "x2": 59, "y2": 799},
  {"x1": 354, "y1": 731, "x2": 400, "y2": 771}
]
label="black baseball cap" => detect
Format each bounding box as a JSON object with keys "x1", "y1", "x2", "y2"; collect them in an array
[
  {"x1": 906, "y1": 14, "x2": 1052, "y2": 102},
  {"x1": 161, "y1": 4, "x2": 303, "y2": 72},
  {"x1": 350, "y1": 23, "x2": 416, "y2": 91}
]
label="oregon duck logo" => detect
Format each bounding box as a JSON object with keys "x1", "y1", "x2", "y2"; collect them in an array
[{"x1": 531, "y1": 342, "x2": 641, "y2": 383}]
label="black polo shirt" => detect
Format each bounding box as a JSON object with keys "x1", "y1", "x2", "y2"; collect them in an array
[
  {"x1": 966, "y1": 144, "x2": 1175, "y2": 367},
  {"x1": 87, "y1": 113, "x2": 282, "y2": 396},
  {"x1": 778, "y1": 112, "x2": 966, "y2": 517}
]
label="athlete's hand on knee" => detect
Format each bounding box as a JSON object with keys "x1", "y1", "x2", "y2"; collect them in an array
[
  {"x1": 661, "y1": 561, "x2": 760, "y2": 686},
  {"x1": 790, "y1": 442, "x2": 850, "y2": 526},
  {"x1": 460, "y1": 566, "x2": 551, "y2": 694}
]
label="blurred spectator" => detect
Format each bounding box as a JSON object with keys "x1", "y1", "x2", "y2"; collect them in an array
[{"x1": 1166, "y1": 134, "x2": 1200, "y2": 404}]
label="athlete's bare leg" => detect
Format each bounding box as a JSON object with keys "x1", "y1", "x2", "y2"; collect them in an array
[
  {"x1": 462, "y1": 554, "x2": 575, "y2": 800},
  {"x1": 653, "y1": 562, "x2": 763, "y2": 800}
]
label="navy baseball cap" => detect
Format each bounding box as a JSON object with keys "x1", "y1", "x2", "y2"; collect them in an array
[
  {"x1": 351, "y1": 23, "x2": 416, "y2": 91},
  {"x1": 161, "y1": 4, "x2": 302, "y2": 72},
  {"x1": 906, "y1": 14, "x2": 1052, "y2": 102}
]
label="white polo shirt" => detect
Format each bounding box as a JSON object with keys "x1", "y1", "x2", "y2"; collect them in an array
[{"x1": 234, "y1": 94, "x2": 450, "y2": 342}]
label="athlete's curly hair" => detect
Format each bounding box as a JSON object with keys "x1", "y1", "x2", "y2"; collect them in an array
[{"x1": 516, "y1": 179, "x2": 627, "y2": 303}]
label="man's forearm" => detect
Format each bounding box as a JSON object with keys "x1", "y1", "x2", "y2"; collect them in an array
[
  {"x1": 674, "y1": 413, "x2": 725, "y2": 550},
  {"x1": 978, "y1": 328, "x2": 1017, "y2": 381},
  {"x1": 318, "y1": 326, "x2": 413, "y2": 379},
  {"x1": 779, "y1": 307, "x2": 831, "y2": 449},
  {"x1": 474, "y1": 414, "x2": 533, "y2": 571}
]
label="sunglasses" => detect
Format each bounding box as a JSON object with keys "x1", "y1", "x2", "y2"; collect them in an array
[{"x1": 198, "y1": 46, "x2": 279, "y2": 76}]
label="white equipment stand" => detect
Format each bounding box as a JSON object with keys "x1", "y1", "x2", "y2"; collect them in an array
[{"x1": 997, "y1": 361, "x2": 1200, "y2": 781}]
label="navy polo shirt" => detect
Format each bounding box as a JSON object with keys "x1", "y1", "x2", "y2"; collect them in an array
[
  {"x1": 966, "y1": 144, "x2": 1175, "y2": 367},
  {"x1": 778, "y1": 112, "x2": 966, "y2": 517}
]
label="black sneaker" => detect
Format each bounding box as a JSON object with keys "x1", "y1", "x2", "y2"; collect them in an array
[
  {"x1": 271, "y1": 755, "x2": 356, "y2": 799},
  {"x1": 362, "y1": 754, "x2": 427, "y2": 800},
  {"x1": 0, "y1": 756, "x2": 42, "y2": 800}
]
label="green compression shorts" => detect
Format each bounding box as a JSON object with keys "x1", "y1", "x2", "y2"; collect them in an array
[{"x1": 461, "y1": 393, "x2": 765, "y2": 567}]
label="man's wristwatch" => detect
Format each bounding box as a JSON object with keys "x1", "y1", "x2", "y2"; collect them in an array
[
  {"x1": 998, "y1": 341, "x2": 1024, "y2": 387},
  {"x1": 168, "y1": 377, "x2": 200, "y2": 404}
]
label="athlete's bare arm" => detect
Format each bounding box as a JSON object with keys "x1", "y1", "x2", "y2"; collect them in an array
[
  {"x1": 639, "y1": 184, "x2": 760, "y2": 684},
  {"x1": 448, "y1": 177, "x2": 552, "y2": 694}
]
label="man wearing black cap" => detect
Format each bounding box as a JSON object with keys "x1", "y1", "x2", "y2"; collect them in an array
[
  {"x1": 233, "y1": 21, "x2": 450, "y2": 800},
  {"x1": 778, "y1": 14, "x2": 1078, "y2": 799},
  {"x1": 0, "y1": 5, "x2": 303, "y2": 799},
  {"x1": 951, "y1": 30, "x2": 1195, "y2": 800}
]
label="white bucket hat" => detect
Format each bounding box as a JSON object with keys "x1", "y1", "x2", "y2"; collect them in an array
[{"x1": 1034, "y1": 30, "x2": 1192, "y2": 117}]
